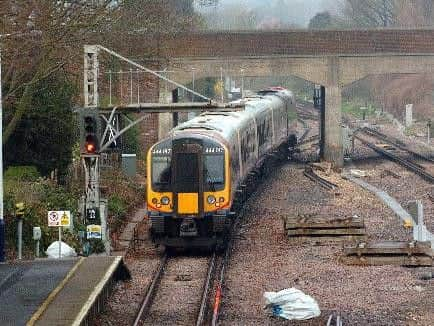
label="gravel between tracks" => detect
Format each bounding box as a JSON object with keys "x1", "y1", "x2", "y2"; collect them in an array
[
  {"x1": 141, "y1": 255, "x2": 210, "y2": 326},
  {"x1": 351, "y1": 130, "x2": 434, "y2": 234}
]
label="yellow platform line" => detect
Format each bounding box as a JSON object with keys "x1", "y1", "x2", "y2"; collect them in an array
[
  {"x1": 72, "y1": 256, "x2": 122, "y2": 326},
  {"x1": 27, "y1": 257, "x2": 86, "y2": 326}
]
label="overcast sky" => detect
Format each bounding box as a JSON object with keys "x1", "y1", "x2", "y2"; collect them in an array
[{"x1": 197, "y1": 0, "x2": 339, "y2": 27}]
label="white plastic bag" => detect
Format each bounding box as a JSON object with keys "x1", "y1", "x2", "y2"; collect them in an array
[
  {"x1": 263, "y1": 288, "x2": 321, "y2": 321},
  {"x1": 46, "y1": 241, "x2": 77, "y2": 258}
]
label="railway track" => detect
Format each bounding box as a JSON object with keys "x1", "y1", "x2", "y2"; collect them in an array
[
  {"x1": 133, "y1": 246, "x2": 231, "y2": 326},
  {"x1": 360, "y1": 127, "x2": 434, "y2": 163},
  {"x1": 133, "y1": 252, "x2": 218, "y2": 326},
  {"x1": 355, "y1": 129, "x2": 434, "y2": 184},
  {"x1": 298, "y1": 134, "x2": 320, "y2": 146},
  {"x1": 296, "y1": 102, "x2": 319, "y2": 121}
]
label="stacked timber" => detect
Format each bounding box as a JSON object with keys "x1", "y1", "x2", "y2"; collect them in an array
[
  {"x1": 340, "y1": 241, "x2": 433, "y2": 267},
  {"x1": 283, "y1": 215, "x2": 366, "y2": 242}
]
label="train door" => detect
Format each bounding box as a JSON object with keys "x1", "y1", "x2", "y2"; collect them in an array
[{"x1": 172, "y1": 141, "x2": 204, "y2": 217}]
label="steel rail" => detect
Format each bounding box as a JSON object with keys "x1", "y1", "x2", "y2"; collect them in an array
[
  {"x1": 303, "y1": 167, "x2": 338, "y2": 190},
  {"x1": 297, "y1": 112, "x2": 319, "y2": 121},
  {"x1": 132, "y1": 253, "x2": 168, "y2": 326},
  {"x1": 361, "y1": 127, "x2": 434, "y2": 163},
  {"x1": 327, "y1": 313, "x2": 343, "y2": 326},
  {"x1": 355, "y1": 135, "x2": 434, "y2": 184},
  {"x1": 211, "y1": 246, "x2": 230, "y2": 326},
  {"x1": 196, "y1": 251, "x2": 217, "y2": 326},
  {"x1": 298, "y1": 134, "x2": 320, "y2": 146}
]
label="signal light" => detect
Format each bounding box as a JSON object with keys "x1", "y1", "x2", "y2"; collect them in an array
[
  {"x1": 85, "y1": 141, "x2": 96, "y2": 153},
  {"x1": 80, "y1": 109, "x2": 100, "y2": 154}
]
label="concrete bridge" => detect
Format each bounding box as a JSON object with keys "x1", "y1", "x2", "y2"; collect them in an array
[{"x1": 116, "y1": 29, "x2": 434, "y2": 167}]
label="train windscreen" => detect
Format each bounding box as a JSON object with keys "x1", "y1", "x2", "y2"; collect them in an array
[
  {"x1": 152, "y1": 156, "x2": 171, "y2": 191},
  {"x1": 204, "y1": 155, "x2": 225, "y2": 191}
]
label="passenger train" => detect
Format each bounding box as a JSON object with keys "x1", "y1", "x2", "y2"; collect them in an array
[{"x1": 146, "y1": 87, "x2": 297, "y2": 249}]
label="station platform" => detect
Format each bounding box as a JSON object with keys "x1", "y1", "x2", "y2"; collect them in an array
[{"x1": 0, "y1": 256, "x2": 129, "y2": 326}]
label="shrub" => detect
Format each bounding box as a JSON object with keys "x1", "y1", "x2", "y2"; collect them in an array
[
  {"x1": 5, "y1": 166, "x2": 40, "y2": 181},
  {"x1": 4, "y1": 178, "x2": 80, "y2": 259},
  {"x1": 108, "y1": 194, "x2": 128, "y2": 232}
]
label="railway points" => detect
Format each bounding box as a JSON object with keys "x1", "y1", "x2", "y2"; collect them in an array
[
  {"x1": 354, "y1": 129, "x2": 434, "y2": 183},
  {"x1": 303, "y1": 166, "x2": 339, "y2": 191}
]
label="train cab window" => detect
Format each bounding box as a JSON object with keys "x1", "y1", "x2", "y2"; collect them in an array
[
  {"x1": 152, "y1": 156, "x2": 171, "y2": 191},
  {"x1": 204, "y1": 155, "x2": 225, "y2": 191}
]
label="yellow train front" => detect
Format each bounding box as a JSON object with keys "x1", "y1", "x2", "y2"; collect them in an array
[
  {"x1": 147, "y1": 135, "x2": 232, "y2": 249},
  {"x1": 147, "y1": 87, "x2": 297, "y2": 250}
]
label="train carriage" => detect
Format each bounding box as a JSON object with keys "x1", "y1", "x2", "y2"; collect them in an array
[{"x1": 147, "y1": 87, "x2": 297, "y2": 249}]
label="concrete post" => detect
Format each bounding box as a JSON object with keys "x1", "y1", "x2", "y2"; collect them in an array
[
  {"x1": 158, "y1": 87, "x2": 173, "y2": 140},
  {"x1": 17, "y1": 218, "x2": 22, "y2": 260},
  {"x1": 324, "y1": 85, "x2": 344, "y2": 168},
  {"x1": 100, "y1": 198, "x2": 110, "y2": 255},
  {"x1": 405, "y1": 104, "x2": 413, "y2": 127}
]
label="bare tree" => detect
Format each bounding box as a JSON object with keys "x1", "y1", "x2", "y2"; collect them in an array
[
  {"x1": 341, "y1": 0, "x2": 398, "y2": 27},
  {"x1": 396, "y1": 0, "x2": 434, "y2": 26},
  {"x1": 0, "y1": 0, "x2": 212, "y2": 145},
  {"x1": 0, "y1": 1, "x2": 116, "y2": 144}
]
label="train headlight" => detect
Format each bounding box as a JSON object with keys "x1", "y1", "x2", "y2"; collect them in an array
[
  {"x1": 207, "y1": 195, "x2": 216, "y2": 204},
  {"x1": 152, "y1": 198, "x2": 158, "y2": 205},
  {"x1": 161, "y1": 196, "x2": 170, "y2": 205},
  {"x1": 219, "y1": 197, "x2": 225, "y2": 203}
]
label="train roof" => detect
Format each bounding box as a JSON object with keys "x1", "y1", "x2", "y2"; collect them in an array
[{"x1": 170, "y1": 89, "x2": 294, "y2": 142}]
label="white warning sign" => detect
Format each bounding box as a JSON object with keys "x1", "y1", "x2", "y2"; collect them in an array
[{"x1": 48, "y1": 211, "x2": 71, "y2": 227}]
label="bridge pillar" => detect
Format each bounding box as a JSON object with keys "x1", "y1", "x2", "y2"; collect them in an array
[{"x1": 324, "y1": 85, "x2": 344, "y2": 169}]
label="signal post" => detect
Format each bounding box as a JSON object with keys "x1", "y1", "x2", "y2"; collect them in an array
[{"x1": 79, "y1": 107, "x2": 109, "y2": 254}]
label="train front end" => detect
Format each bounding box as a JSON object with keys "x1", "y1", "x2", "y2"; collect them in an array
[{"x1": 147, "y1": 135, "x2": 231, "y2": 249}]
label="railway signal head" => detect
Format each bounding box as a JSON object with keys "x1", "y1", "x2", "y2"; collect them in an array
[
  {"x1": 80, "y1": 109, "x2": 101, "y2": 154},
  {"x1": 15, "y1": 202, "x2": 25, "y2": 217}
]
